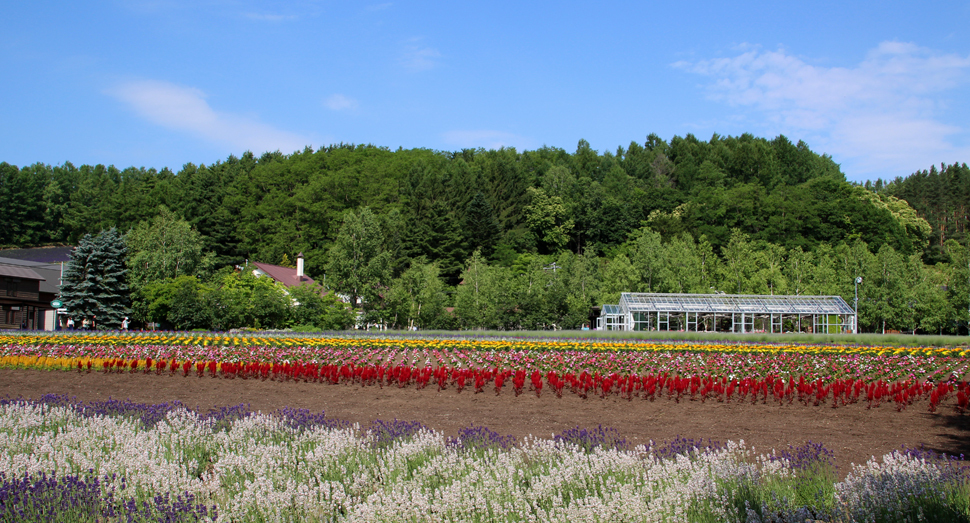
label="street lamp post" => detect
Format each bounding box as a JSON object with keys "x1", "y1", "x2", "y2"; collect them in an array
[{"x1": 854, "y1": 277, "x2": 862, "y2": 334}]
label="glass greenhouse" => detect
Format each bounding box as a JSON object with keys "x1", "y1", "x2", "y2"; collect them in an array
[{"x1": 597, "y1": 292, "x2": 856, "y2": 334}]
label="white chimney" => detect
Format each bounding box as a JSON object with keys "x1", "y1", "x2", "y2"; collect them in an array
[{"x1": 297, "y1": 252, "x2": 304, "y2": 280}]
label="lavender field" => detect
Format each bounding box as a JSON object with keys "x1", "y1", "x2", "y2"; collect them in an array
[{"x1": 0, "y1": 396, "x2": 967, "y2": 522}]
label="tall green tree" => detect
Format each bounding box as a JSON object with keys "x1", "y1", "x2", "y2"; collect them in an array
[
  {"x1": 0, "y1": 163, "x2": 46, "y2": 245},
  {"x1": 289, "y1": 283, "x2": 355, "y2": 330},
  {"x1": 326, "y1": 207, "x2": 392, "y2": 312},
  {"x1": 904, "y1": 254, "x2": 950, "y2": 334},
  {"x1": 418, "y1": 200, "x2": 467, "y2": 281},
  {"x1": 61, "y1": 228, "x2": 130, "y2": 329},
  {"x1": 628, "y1": 227, "x2": 664, "y2": 292},
  {"x1": 752, "y1": 242, "x2": 788, "y2": 295},
  {"x1": 126, "y1": 206, "x2": 212, "y2": 289},
  {"x1": 659, "y1": 233, "x2": 711, "y2": 293},
  {"x1": 868, "y1": 244, "x2": 907, "y2": 333},
  {"x1": 133, "y1": 275, "x2": 210, "y2": 330},
  {"x1": 512, "y1": 254, "x2": 559, "y2": 330},
  {"x1": 463, "y1": 192, "x2": 501, "y2": 258},
  {"x1": 600, "y1": 254, "x2": 639, "y2": 304},
  {"x1": 62, "y1": 164, "x2": 119, "y2": 242},
  {"x1": 806, "y1": 243, "x2": 840, "y2": 296},
  {"x1": 558, "y1": 249, "x2": 601, "y2": 328},
  {"x1": 943, "y1": 239, "x2": 970, "y2": 333},
  {"x1": 720, "y1": 229, "x2": 756, "y2": 293},
  {"x1": 454, "y1": 250, "x2": 516, "y2": 329},
  {"x1": 386, "y1": 261, "x2": 451, "y2": 329},
  {"x1": 203, "y1": 268, "x2": 291, "y2": 330},
  {"x1": 41, "y1": 163, "x2": 74, "y2": 243},
  {"x1": 784, "y1": 247, "x2": 811, "y2": 295},
  {"x1": 525, "y1": 186, "x2": 573, "y2": 253}
]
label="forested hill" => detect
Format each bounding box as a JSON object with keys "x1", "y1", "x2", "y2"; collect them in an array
[
  {"x1": 0, "y1": 133, "x2": 931, "y2": 277},
  {"x1": 872, "y1": 162, "x2": 970, "y2": 265}
]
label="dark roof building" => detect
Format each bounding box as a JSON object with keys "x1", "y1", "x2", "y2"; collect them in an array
[
  {"x1": 0, "y1": 257, "x2": 59, "y2": 330},
  {"x1": 0, "y1": 265, "x2": 45, "y2": 281},
  {"x1": 0, "y1": 246, "x2": 73, "y2": 264},
  {"x1": 0, "y1": 257, "x2": 63, "y2": 295}
]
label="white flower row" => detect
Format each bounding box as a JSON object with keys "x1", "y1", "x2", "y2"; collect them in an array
[{"x1": 0, "y1": 401, "x2": 965, "y2": 522}]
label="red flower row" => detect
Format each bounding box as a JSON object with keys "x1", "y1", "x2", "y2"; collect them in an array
[{"x1": 79, "y1": 358, "x2": 970, "y2": 413}]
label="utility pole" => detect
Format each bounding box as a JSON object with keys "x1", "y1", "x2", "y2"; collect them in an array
[{"x1": 854, "y1": 276, "x2": 862, "y2": 334}]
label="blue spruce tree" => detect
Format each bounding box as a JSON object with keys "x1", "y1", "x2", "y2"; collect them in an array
[{"x1": 61, "y1": 228, "x2": 130, "y2": 329}]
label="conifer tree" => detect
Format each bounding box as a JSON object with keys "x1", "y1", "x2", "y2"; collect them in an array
[
  {"x1": 61, "y1": 228, "x2": 130, "y2": 329},
  {"x1": 463, "y1": 192, "x2": 501, "y2": 258}
]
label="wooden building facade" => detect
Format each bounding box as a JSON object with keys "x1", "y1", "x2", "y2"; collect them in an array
[{"x1": 0, "y1": 265, "x2": 49, "y2": 330}]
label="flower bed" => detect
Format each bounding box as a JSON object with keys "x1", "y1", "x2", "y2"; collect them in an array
[
  {"x1": 2, "y1": 332, "x2": 968, "y2": 412},
  {"x1": 0, "y1": 396, "x2": 967, "y2": 522}
]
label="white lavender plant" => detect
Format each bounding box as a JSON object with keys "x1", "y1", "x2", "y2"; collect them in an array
[{"x1": 0, "y1": 397, "x2": 967, "y2": 522}]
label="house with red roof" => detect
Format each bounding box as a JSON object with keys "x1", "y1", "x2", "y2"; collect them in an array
[{"x1": 250, "y1": 253, "x2": 315, "y2": 289}]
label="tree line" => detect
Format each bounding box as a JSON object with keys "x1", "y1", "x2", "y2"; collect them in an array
[
  {"x1": 870, "y1": 162, "x2": 970, "y2": 265},
  {"x1": 332, "y1": 209, "x2": 963, "y2": 334},
  {"x1": 3, "y1": 133, "x2": 967, "y2": 333}
]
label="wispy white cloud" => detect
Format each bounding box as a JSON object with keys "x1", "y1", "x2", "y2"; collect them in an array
[
  {"x1": 367, "y1": 3, "x2": 392, "y2": 12},
  {"x1": 441, "y1": 130, "x2": 535, "y2": 151},
  {"x1": 324, "y1": 94, "x2": 358, "y2": 111},
  {"x1": 401, "y1": 38, "x2": 441, "y2": 71},
  {"x1": 675, "y1": 41, "x2": 970, "y2": 179},
  {"x1": 108, "y1": 79, "x2": 311, "y2": 154}
]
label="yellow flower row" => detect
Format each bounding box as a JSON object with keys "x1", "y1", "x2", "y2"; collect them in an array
[
  {"x1": 0, "y1": 355, "x2": 221, "y2": 373},
  {"x1": 0, "y1": 332, "x2": 967, "y2": 358},
  {"x1": 0, "y1": 355, "x2": 79, "y2": 370}
]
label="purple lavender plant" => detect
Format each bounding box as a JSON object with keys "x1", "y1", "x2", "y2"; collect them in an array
[
  {"x1": 202, "y1": 403, "x2": 256, "y2": 431},
  {"x1": 116, "y1": 491, "x2": 217, "y2": 522},
  {"x1": 0, "y1": 470, "x2": 106, "y2": 522},
  {"x1": 901, "y1": 444, "x2": 967, "y2": 464},
  {"x1": 369, "y1": 419, "x2": 430, "y2": 448},
  {"x1": 553, "y1": 425, "x2": 629, "y2": 452},
  {"x1": 7, "y1": 394, "x2": 194, "y2": 429},
  {"x1": 900, "y1": 444, "x2": 970, "y2": 482},
  {"x1": 273, "y1": 407, "x2": 350, "y2": 431},
  {"x1": 447, "y1": 424, "x2": 516, "y2": 451},
  {"x1": 2, "y1": 396, "x2": 348, "y2": 433},
  {"x1": 0, "y1": 471, "x2": 216, "y2": 522},
  {"x1": 769, "y1": 441, "x2": 836, "y2": 473},
  {"x1": 649, "y1": 436, "x2": 724, "y2": 460}
]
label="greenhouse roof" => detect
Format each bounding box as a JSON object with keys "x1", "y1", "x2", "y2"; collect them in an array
[
  {"x1": 602, "y1": 304, "x2": 622, "y2": 315},
  {"x1": 616, "y1": 293, "x2": 855, "y2": 315}
]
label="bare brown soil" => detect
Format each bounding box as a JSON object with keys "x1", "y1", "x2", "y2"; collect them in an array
[{"x1": 2, "y1": 369, "x2": 968, "y2": 476}]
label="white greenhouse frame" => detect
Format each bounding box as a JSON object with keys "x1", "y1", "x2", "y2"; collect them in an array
[{"x1": 597, "y1": 293, "x2": 856, "y2": 334}]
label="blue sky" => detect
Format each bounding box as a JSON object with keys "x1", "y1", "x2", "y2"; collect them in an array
[{"x1": 2, "y1": 1, "x2": 969, "y2": 183}]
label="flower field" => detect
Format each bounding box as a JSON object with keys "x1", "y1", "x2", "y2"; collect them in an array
[
  {"x1": 2, "y1": 331, "x2": 970, "y2": 521},
  {"x1": 1, "y1": 332, "x2": 969, "y2": 412},
  {"x1": 1, "y1": 395, "x2": 968, "y2": 522}
]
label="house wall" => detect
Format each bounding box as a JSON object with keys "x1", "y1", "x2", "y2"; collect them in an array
[
  {"x1": 0, "y1": 277, "x2": 45, "y2": 329},
  {"x1": 1, "y1": 277, "x2": 40, "y2": 302}
]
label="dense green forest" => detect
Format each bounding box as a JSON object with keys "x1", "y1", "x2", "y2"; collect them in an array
[
  {"x1": 1, "y1": 133, "x2": 968, "y2": 333},
  {"x1": 871, "y1": 163, "x2": 970, "y2": 264}
]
